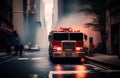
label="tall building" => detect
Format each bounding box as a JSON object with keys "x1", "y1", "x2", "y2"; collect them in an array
[
  {"x1": 13, "y1": 0, "x2": 47, "y2": 48},
  {"x1": 58, "y1": 0, "x2": 64, "y2": 21},
  {"x1": 52, "y1": 0, "x2": 58, "y2": 28},
  {"x1": 0, "y1": 0, "x2": 13, "y2": 51},
  {"x1": 52, "y1": 0, "x2": 83, "y2": 28},
  {"x1": 13, "y1": 0, "x2": 24, "y2": 43}
]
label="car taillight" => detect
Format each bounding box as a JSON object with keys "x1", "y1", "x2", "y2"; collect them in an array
[
  {"x1": 76, "y1": 47, "x2": 82, "y2": 53},
  {"x1": 56, "y1": 47, "x2": 62, "y2": 53}
]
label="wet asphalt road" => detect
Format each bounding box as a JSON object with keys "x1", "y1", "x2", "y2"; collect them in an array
[{"x1": 0, "y1": 49, "x2": 120, "y2": 78}]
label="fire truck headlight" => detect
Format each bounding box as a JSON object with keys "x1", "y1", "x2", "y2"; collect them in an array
[
  {"x1": 76, "y1": 47, "x2": 82, "y2": 53},
  {"x1": 57, "y1": 47, "x2": 62, "y2": 50},
  {"x1": 76, "y1": 47, "x2": 80, "y2": 50},
  {"x1": 56, "y1": 47, "x2": 62, "y2": 53}
]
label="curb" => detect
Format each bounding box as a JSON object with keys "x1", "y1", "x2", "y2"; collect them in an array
[
  {"x1": 85, "y1": 56, "x2": 120, "y2": 70},
  {"x1": 0, "y1": 53, "x2": 7, "y2": 57}
]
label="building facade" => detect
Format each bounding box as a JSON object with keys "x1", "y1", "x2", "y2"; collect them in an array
[
  {"x1": 106, "y1": 0, "x2": 120, "y2": 55},
  {"x1": 13, "y1": 0, "x2": 47, "y2": 48},
  {"x1": 0, "y1": 0, "x2": 13, "y2": 51}
]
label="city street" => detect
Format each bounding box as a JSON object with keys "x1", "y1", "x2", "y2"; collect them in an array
[
  {"x1": 0, "y1": 49, "x2": 120, "y2": 78},
  {"x1": 0, "y1": 0, "x2": 120, "y2": 78}
]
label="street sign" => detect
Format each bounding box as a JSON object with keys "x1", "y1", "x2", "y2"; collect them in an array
[{"x1": 89, "y1": 37, "x2": 93, "y2": 43}]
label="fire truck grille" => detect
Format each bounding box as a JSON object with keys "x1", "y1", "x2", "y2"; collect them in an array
[{"x1": 62, "y1": 42, "x2": 75, "y2": 51}]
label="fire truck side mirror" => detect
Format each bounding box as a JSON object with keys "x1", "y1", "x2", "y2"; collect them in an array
[
  {"x1": 84, "y1": 34, "x2": 87, "y2": 41},
  {"x1": 48, "y1": 35, "x2": 52, "y2": 41}
]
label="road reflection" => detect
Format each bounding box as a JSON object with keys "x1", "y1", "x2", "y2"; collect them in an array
[
  {"x1": 75, "y1": 65, "x2": 87, "y2": 71},
  {"x1": 55, "y1": 64, "x2": 63, "y2": 78},
  {"x1": 75, "y1": 73, "x2": 86, "y2": 78},
  {"x1": 51, "y1": 64, "x2": 120, "y2": 78},
  {"x1": 53, "y1": 64, "x2": 89, "y2": 78},
  {"x1": 75, "y1": 65, "x2": 87, "y2": 78},
  {"x1": 55, "y1": 64, "x2": 63, "y2": 71}
]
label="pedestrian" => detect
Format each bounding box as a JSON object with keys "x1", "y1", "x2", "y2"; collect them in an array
[
  {"x1": 19, "y1": 44, "x2": 24, "y2": 56},
  {"x1": 6, "y1": 42, "x2": 11, "y2": 55},
  {"x1": 15, "y1": 43, "x2": 19, "y2": 55},
  {"x1": 89, "y1": 43, "x2": 95, "y2": 56},
  {"x1": 28, "y1": 41, "x2": 31, "y2": 52}
]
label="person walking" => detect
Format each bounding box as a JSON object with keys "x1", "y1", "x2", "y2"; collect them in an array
[
  {"x1": 89, "y1": 42, "x2": 95, "y2": 56},
  {"x1": 15, "y1": 43, "x2": 19, "y2": 55},
  {"x1": 6, "y1": 42, "x2": 11, "y2": 55},
  {"x1": 28, "y1": 42, "x2": 31, "y2": 52},
  {"x1": 19, "y1": 44, "x2": 24, "y2": 56}
]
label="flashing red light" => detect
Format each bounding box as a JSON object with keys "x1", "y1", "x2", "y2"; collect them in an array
[
  {"x1": 52, "y1": 27, "x2": 81, "y2": 33},
  {"x1": 74, "y1": 29, "x2": 80, "y2": 32}
]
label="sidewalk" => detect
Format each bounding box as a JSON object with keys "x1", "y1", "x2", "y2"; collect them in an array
[
  {"x1": 0, "y1": 51, "x2": 17, "y2": 57},
  {"x1": 85, "y1": 53, "x2": 120, "y2": 69},
  {"x1": 0, "y1": 52, "x2": 7, "y2": 57}
]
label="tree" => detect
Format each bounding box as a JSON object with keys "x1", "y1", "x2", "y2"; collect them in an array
[{"x1": 79, "y1": 0, "x2": 109, "y2": 53}]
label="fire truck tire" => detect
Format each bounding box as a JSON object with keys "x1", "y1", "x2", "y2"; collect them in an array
[
  {"x1": 49, "y1": 48, "x2": 53, "y2": 58},
  {"x1": 49, "y1": 53, "x2": 52, "y2": 58}
]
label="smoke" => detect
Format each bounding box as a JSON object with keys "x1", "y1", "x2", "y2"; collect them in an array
[
  {"x1": 53, "y1": 12, "x2": 93, "y2": 31},
  {"x1": 51, "y1": 0, "x2": 101, "y2": 47},
  {"x1": 65, "y1": 0, "x2": 82, "y2": 13},
  {"x1": 53, "y1": 12, "x2": 101, "y2": 47},
  {"x1": 52, "y1": 0, "x2": 92, "y2": 31}
]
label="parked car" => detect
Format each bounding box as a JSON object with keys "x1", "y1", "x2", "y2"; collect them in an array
[
  {"x1": 24, "y1": 45, "x2": 29, "y2": 51},
  {"x1": 31, "y1": 45, "x2": 40, "y2": 51}
]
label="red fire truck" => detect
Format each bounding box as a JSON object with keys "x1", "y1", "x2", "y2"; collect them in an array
[{"x1": 48, "y1": 27, "x2": 85, "y2": 59}]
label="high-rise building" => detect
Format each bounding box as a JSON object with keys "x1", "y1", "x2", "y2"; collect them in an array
[
  {"x1": 13, "y1": 0, "x2": 46, "y2": 48},
  {"x1": 0, "y1": 0, "x2": 13, "y2": 50}
]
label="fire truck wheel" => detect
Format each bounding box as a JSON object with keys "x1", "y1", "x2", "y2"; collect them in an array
[{"x1": 49, "y1": 48, "x2": 53, "y2": 58}]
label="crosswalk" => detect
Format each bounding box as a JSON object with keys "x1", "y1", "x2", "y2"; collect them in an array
[{"x1": 0, "y1": 55, "x2": 19, "y2": 64}]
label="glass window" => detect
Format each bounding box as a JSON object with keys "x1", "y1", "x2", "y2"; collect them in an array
[
  {"x1": 70, "y1": 33, "x2": 83, "y2": 40},
  {"x1": 53, "y1": 33, "x2": 68, "y2": 40}
]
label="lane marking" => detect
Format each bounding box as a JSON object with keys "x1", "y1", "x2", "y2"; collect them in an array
[
  {"x1": 17, "y1": 57, "x2": 43, "y2": 60},
  {"x1": 28, "y1": 74, "x2": 38, "y2": 78},
  {"x1": 17, "y1": 58, "x2": 29, "y2": 60},
  {"x1": 88, "y1": 62, "x2": 111, "y2": 70},
  {"x1": 0, "y1": 56, "x2": 9, "y2": 58},
  {"x1": 50, "y1": 70, "x2": 92, "y2": 74},
  {"x1": 49, "y1": 70, "x2": 93, "y2": 78},
  {"x1": 30, "y1": 58, "x2": 42, "y2": 60},
  {"x1": 0, "y1": 56, "x2": 19, "y2": 64},
  {"x1": 105, "y1": 70, "x2": 120, "y2": 72}
]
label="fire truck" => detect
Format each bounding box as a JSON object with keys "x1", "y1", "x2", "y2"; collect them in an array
[{"x1": 48, "y1": 27, "x2": 86, "y2": 59}]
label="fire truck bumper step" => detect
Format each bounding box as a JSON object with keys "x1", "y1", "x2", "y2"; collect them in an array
[{"x1": 52, "y1": 52, "x2": 85, "y2": 58}]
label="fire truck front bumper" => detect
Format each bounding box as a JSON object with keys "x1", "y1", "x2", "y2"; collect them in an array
[{"x1": 52, "y1": 52, "x2": 85, "y2": 58}]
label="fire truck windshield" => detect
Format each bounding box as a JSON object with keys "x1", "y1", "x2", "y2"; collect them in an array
[
  {"x1": 53, "y1": 33, "x2": 83, "y2": 40},
  {"x1": 53, "y1": 33, "x2": 68, "y2": 40},
  {"x1": 70, "y1": 33, "x2": 83, "y2": 40}
]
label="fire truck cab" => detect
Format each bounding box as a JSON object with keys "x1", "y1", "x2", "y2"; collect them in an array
[{"x1": 48, "y1": 27, "x2": 85, "y2": 59}]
